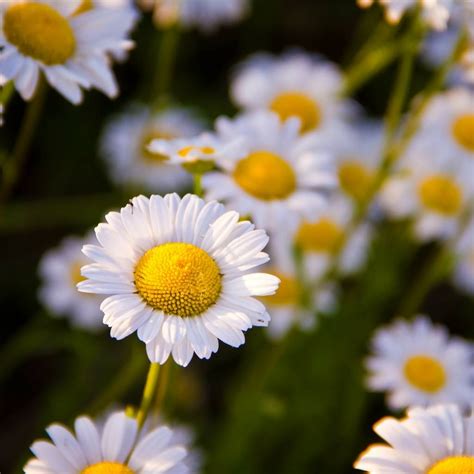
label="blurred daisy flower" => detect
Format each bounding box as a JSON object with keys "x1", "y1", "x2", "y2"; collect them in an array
[
  {"x1": 78, "y1": 194, "x2": 279, "y2": 367},
  {"x1": 453, "y1": 216, "x2": 474, "y2": 295},
  {"x1": 139, "y1": 0, "x2": 248, "y2": 31},
  {"x1": 202, "y1": 110, "x2": 337, "y2": 231},
  {"x1": 366, "y1": 316, "x2": 473, "y2": 410},
  {"x1": 0, "y1": 0, "x2": 138, "y2": 104},
  {"x1": 355, "y1": 404, "x2": 474, "y2": 473},
  {"x1": 101, "y1": 105, "x2": 203, "y2": 193},
  {"x1": 230, "y1": 50, "x2": 355, "y2": 135},
  {"x1": 38, "y1": 232, "x2": 104, "y2": 331},
  {"x1": 24, "y1": 410, "x2": 189, "y2": 473}
]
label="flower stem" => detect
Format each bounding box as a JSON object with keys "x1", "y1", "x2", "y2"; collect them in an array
[
  {"x1": 136, "y1": 362, "x2": 161, "y2": 429},
  {"x1": 0, "y1": 80, "x2": 48, "y2": 205},
  {"x1": 193, "y1": 172, "x2": 203, "y2": 197}
]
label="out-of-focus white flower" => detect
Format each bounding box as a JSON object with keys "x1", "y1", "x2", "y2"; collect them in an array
[
  {"x1": 0, "y1": 0, "x2": 137, "y2": 103},
  {"x1": 101, "y1": 105, "x2": 203, "y2": 193},
  {"x1": 366, "y1": 316, "x2": 474, "y2": 410},
  {"x1": 355, "y1": 404, "x2": 474, "y2": 473},
  {"x1": 24, "y1": 410, "x2": 189, "y2": 473},
  {"x1": 38, "y1": 232, "x2": 103, "y2": 330},
  {"x1": 202, "y1": 110, "x2": 337, "y2": 232},
  {"x1": 230, "y1": 50, "x2": 356, "y2": 136},
  {"x1": 453, "y1": 216, "x2": 474, "y2": 295},
  {"x1": 78, "y1": 194, "x2": 279, "y2": 367}
]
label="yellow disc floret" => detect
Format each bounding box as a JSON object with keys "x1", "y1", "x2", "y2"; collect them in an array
[
  {"x1": 261, "y1": 270, "x2": 299, "y2": 306},
  {"x1": 403, "y1": 355, "x2": 446, "y2": 393},
  {"x1": 295, "y1": 218, "x2": 344, "y2": 254},
  {"x1": 134, "y1": 243, "x2": 222, "y2": 317},
  {"x1": 73, "y1": 0, "x2": 94, "y2": 15},
  {"x1": 141, "y1": 128, "x2": 176, "y2": 162},
  {"x1": 338, "y1": 160, "x2": 374, "y2": 201},
  {"x1": 427, "y1": 456, "x2": 474, "y2": 474},
  {"x1": 452, "y1": 114, "x2": 474, "y2": 153},
  {"x1": 82, "y1": 462, "x2": 135, "y2": 474},
  {"x1": 4, "y1": 2, "x2": 76, "y2": 65},
  {"x1": 233, "y1": 150, "x2": 296, "y2": 200},
  {"x1": 418, "y1": 174, "x2": 463, "y2": 216},
  {"x1": 270, "y1": 91, "x2": 321, "y2": 132},
  {"x1": 70, "y1": 261, "x2": 86, "y2": 286}
]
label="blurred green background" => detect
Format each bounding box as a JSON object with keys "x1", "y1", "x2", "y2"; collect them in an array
[{"x1": 1, "y1": 0, "x2": 473, "y2": 472}]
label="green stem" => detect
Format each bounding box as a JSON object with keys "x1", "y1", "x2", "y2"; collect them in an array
[
  {"x1": 193, "y1": 173, "x2": 203, "y2": 197},
  {"x1": 0, "y1": 81, "x2": 15, "y2": 113},
  {"x1": 136, "y1": 362, "x2": 161, "y2": 429},
  {"x1": 0, "y1": 80, "x2": 47, "y2": 205}
]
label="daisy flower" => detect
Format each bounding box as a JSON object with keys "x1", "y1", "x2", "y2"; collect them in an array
[
  {"x1": 24, "y1": 410, "x2": 189, "y2": 473},
  {"x1": 453, "y1": 216, "x2": 474, "y2": 295},
  {"x1": 0, "y1": 0, "x2": 137, "y2": 104},
  {"x1": 38, "y1": 232, "x2": 103, "y2": 330},
  {"x1": 230, "y1": 50, "x2": 356, "y2": 135},
  {"x1": 355, "y1": 404, "x2": 474, "y2": 473},
  {"x1": 202, "y1": 110, "x2": 336, "y2": 231},
  {"x1": 366, "y1": 316, "x2": 473, "y2": 410},
  {"x1": 101, "y1": 105, "x2": 203, "y2": 193},
  {"x1": 78, "y1": 193, "x2": 279, "y2": 367}
]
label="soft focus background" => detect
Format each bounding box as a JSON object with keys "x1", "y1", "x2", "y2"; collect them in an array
[{"x1": 0, "y1": 0, "x2": 472, "y2": 472}]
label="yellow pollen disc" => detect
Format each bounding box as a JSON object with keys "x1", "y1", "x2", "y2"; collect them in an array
[
  {"x1": 452, "y1": 114, "x2": 474, "y2": 153},
  {"x1": 141, "y1": 128, "x2": 176, "y2": 163},
  {"x1": 178, "y1": 145, "x2": 216, "y2": 158},
  {"x1": 233, "y1": 150, "x2": 297, "y2": 200},
  {"x1": 261, "y1": 270, "x2": 299, "y2": 306},
  {"x1": 270, "y1": 91, "x2": 321, "y2": 133},
  {"x1": 418, "y1": 174, "x2": 463, "y2": 216},
  {"x1": 73, "y1": 0, "x2": 94, "y2": 15},
  {"x1": 338, "y1": 160, "x2": 374, "y2": 201},
  {"x1": 70, "y1": 261, "x2": 86, "y2": 286},
  {"x1": 427, "y1": 456, "x2": 474, "y2": 474},
  {"x1": 81, "y1": 462, "x2": 135, "y2": 474},
  {"x1": 134, "y1": 243, "x2": 222, "y2": 318},
  {"x1": 295, "y1": 218, "x2": 344, "y2": 254},
  {"x1": 403, "y1": 355, "x2": 446, "y2": 393},
  {"x1": 4, "y1": 2, "x2": 76, "y2": 65}
]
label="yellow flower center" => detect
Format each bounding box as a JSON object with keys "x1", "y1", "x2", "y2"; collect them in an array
[
  {"x1": 134, "y1": 243, "x2": 222, "y2": 317},
  {"x1": 295, "y1": 218, "x2": 344, "y2": 254},
  {"x1": 261, "y1": 270, "x2": 299, "y2": 306},
  {"x1": 418, "y1": 174, "x2": 463, "y2": 216},
  {"x1": 3, "y1": 2, "x2": 76, "y2": 65},
  {"x1": 403, "y1": 355, "x2": 446, "y2": 393},
  {"x1": 338, "y1": 160, "x2": 374, "y2": 201},
  {"x1": 70, "y1": 261, "x2": 86, "y2": 286},
  {"x1": 233, "y1": 150, "x2": 296, "y2": 200},
  {"x1": 141, "y1": 129, "x2": 176, "y2": 163},
  {"x1": 270, "y1": 91, "x2": 321, "y2": 133},
  {"x1": 178, "y1": 145, "x2": 216, "y2": 159},
  {"x1": 427, "y1": 456, "x2": 474, "y2": 474},
  {"x1": 82, "y1": 462, "x2": 135, "y2": 474},
  {"x1": 452, "y1": 114, "x2": 474, "y2": 153},
  {"x1": 73, "y1": 0, "x2": 94, "y2": 15}
]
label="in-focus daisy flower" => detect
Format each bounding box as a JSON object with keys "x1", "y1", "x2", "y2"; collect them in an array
[
  {"x1": 292, "y1": 194, "x2": 373, "y2": 281},
  {"x1": 0, "y1": 0, "x2": 137, "y2": 103},
  {"x1": 24, "y1": 410, "x2": 189, "y2": 473},
  {"x1": 230, "y1": 50, "x2": 355, "y2": 135},
  {"x1": 355, "y1": 404, "x2": 474, "y2": 473},
  {"x1": 101, "y1": 105, "x2": 203, "y2": 193},
  {"x1": 357, "y1": 0, "x2": 452, "y2": 30},
  {"x1": 453, "y1": 216, "x2": 474, "y2": 295},
  {"x1": 78, "y1": 193, "x2": 279, "y2": 367},
  {"x1": 202, "y1": 110, "x2": 336, "y2": 231},
  {"x1": 139, "y1": 0, "x2": 248, "y2": 31},
  {"x1": 38, "y1": 232, "x2": 103, "y2": 330},
  {"x1": 366, "y1": 316, "x2": 473, "y2": 410}
]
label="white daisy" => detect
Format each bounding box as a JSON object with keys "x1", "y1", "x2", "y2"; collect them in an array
[
  {"x1": 78, "y1": 193, "x2": 279, "y2": 367},
  {"x1": 38, "y1": 232, "x2": 103, "y2": 330},
  {"x1": 453, "y1": 216, "x2": 474, "y2": 295},
  {"x1": 366, "y1": 316, "x2": 474, "y2": 410},
  {"x1": 0, "y1": 0, "x2": 137, "y2": 104},
  {"x1": 355, "y1": 404, "x2": 474, "y2": 473},
  {"x1": 101, "y1": 105, "x2": 203, "y2": 193},
  {"x1": 202, "y1": 110, "x2": 336, "y2": 231},
  {"x1": 230, "y1": 50, "x2": 356, "y2": 135},
  {"x1": 24, "y1": 410, "x2": 189, "y2": 474}
]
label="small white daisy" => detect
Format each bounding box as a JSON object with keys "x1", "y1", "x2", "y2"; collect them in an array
[
  {"x1": 38, "y1": 232, "x2": 103, "y2": 330},
  {"x1": 202, "y1": 110, "x2": 336, "y2": 231},
  {"x1": 24, "y1": 410, "x2": 189, "y2": 474},
  {"x1": 78, "y1": 193, "x2": 279, "y2": 367},
  {"x1": 355, "y1": 404, "x2": 474, "y2": 473},
  {"x1": 101, "y1": 105, "x2": 203, "y2": 193},
  {"x1": 0, "y1": 0, "x2": 137, "y2": 104},
  {"x1": 366, "y1": 316, "x2": 474, "y2": 410},
  {"x1": 230, "y1": 50, "x2": 356, "y2": 135},
  {"x1": 453, "y1": 216, "x2": 474, "y2": 295}
]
